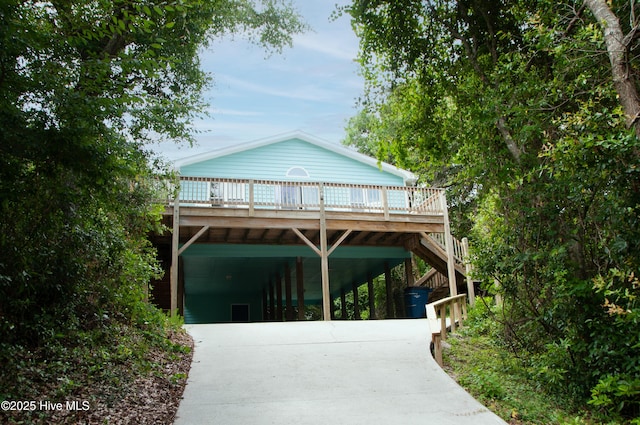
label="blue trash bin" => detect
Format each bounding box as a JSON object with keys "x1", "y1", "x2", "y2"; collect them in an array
[{"x1": 404, "y1": 287, "x2": 433, "y2": 318}]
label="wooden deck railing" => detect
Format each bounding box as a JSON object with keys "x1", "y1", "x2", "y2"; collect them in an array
[
  {"x1": 426, "y1": 294, "x2": 468, "y2": 366},
  {"x1": 168, "y1": 177, "x2": 446, "y2": 217},
  {"x1": 424, "y1": 232, "x2": 466, "y2": 266}
]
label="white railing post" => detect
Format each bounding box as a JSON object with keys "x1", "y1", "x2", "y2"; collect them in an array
[
  {"x1": 461, "y1": 237, "x2": 475, "y2": 306},
  {"x1": 248, "y1": 179, "x2": 254, "y2": 216},
  {"x1": 382, "y1": 186, "x2": 389, "y2": 220},
  {"x1": 440, "y1": 192, "x2": 459, "y2": 301}
]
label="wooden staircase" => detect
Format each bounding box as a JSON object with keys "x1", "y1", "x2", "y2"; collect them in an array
[{"x1": 408, "y1": 233, "x2": 473, "y2": 303}]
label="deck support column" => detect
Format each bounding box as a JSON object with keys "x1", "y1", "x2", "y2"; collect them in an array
[
  {"x1": 367, "y1": 273, "x2": 376, "y2": 319},
  {"x1": 441, "y1": 192, "x2": 458, "y2": 299},
  {"x1": 340, "y1": 289, "x2": 347, "y2": 319},
  {"x1": 441, "y1": 192, "x2": 461, "y2": 321},
  {"x1": 275, "y1": 272, "x2": 283, "y2": 321},
  {"x1": 319, "y1": 184, "x2": 331, "y2": 321},
  {"x1": 170, "y1": 199, "x2": 180, "y2": 317},
  {"x1": 262, "y1": 287, "x2": 268, "y2": 321},
  {"x1": 352, "y1": 281, "x2": 360, "y2": 320},
  {"x1": 462, "y1": 237, "x2": 475, "y2": 307},
  {"x1": 284, "y1": 262, "x2": 293, "y2": 321},
  {"x1": 296, "y1": 257, "x2": 305, "y2": 320},
  {"x1": 269, "y1": 280, "x2": 275, "y2": 321},
  {"x1": 178, "y1": 256, "x2": 185, "y2": 316},
  {"x1": 404, "y1": 257, "x2": 415, "y2": 287},
  {"x1": 384, "y1": 262, "x2": 393, "y2": 318}
]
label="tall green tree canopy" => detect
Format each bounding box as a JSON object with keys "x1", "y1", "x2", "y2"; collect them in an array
[
  {"x1": 344, "y1": 0, "x2": 640, "y2": 419},
  {"x1": 0, "y1": 0, "x2": 304, "y2": 346}
]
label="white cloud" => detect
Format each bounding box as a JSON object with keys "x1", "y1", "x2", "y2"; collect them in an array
[
  {"x1": 292, "y1": 32, "x2": 358, "y2": 61},
  {"x1": 208, "y1": 107, "x2": 263, "y2": 117},
  {"x1": 216, "y1": 74, "x2": 342, "y2": 103},
  {"x1": 154, "y1": 0, "x2": 364, "y2": 161}
]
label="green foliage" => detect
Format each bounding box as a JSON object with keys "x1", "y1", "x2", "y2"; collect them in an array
[
  {"x1": 344, "y1": 0, "x2": 640, "y2": 421},
  {"x1": 444, "y1": 303, "x2": 615, "y2": 425},
  {"x1": 0, "y1": 0, "x2": 304, "y2": 419}
]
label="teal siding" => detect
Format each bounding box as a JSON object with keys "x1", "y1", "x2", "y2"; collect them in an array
[
  {"x1": 180, "y1": 138, "x2": 404, "y2": 186},
  {"x1": 184, "y1": 291, "x2": 263, "y2": 324}
]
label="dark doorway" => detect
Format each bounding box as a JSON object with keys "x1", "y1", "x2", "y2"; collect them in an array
[{"x1": 231, "y1": 304, "x2": 250, "y2": 322}]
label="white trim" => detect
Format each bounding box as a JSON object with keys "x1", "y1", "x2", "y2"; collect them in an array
[
  {"x1": 173, "y1": 131, "x2": 417, "y2": 185},
  {"x1": 286, "y1": 166, "x2": 310, "y2": 178}
]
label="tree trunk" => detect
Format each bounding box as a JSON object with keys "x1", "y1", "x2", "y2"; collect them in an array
[{"x1": 585, "y1": 0, "x2": 640, "y2": 139}]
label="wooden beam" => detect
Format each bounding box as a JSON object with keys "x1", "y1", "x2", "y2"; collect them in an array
[
  {"x1": 177, "y1": 210, "x2": 444, "y2": 232},
  {"x1": 319, "y1": 184, "x2": 331, "y2": 321},
  {"x1": 170, "y1": 203, "x2": 180, "y2": 317},
  {"x1": 269, "y1": 280, "x2": 275, "y2": 321},
  {"x1": 326, "y1": 219, "x2": 443, "y2": 233},
  {"x1": 440, "y1": 192, "x2": 461, "y2": 321},
  {"x1": 177, "y1": 225, "x2": 210, "y2": 256},
  {"x1": 248, "y1": 179, "x2": 254, "y2": 217},
  {"x1": 350, "y1": 231, "x2": 370, "y2": 244},
  {"x1": 440, "y1": 193, "x2": 458, "y2": 299},
  {"x1": 296, "y1": 257, "x2": 305, "y2": 320},
  {"x1": 284, "y1": 262, "x2": 293, "y2": 321},
  {"x1": 180, "y1": 215, "x2": 321, "y2": 230},
  {"x1": 352, "y1": 281, "x2": 360, "y2": 320},
  {"x1": 462, "y1": 237, "x2": 475, "y2": 306},
  {"x1": 178, "y1": 256, "x2": 185, "y2": 317},
  {"x1": 292, "y1": 228, "x2": 321, "y2": 256},
  {"x1": 367, "y1": 274, "x2": 376, "y2": 320},
  {"x1": 461, "y1": 238, "x2": 476, "y2": 307},
  {"x1": 327, "y1": 229, "x2": 352, "y2": 256},
  {"x1": 382, "y1": 187, "x2": 389, "y2": 220},
  {"x1": 384, "y1": 262, "x2": 393, "y2": 319},
  {"x1": 275, "y1": 272, "x2": 283, "y2": 321},
  {"x1": 404, "y1": 257, "x2": 415, "y2": 287},
  {"x1": 262, "y1": 287, "x2": 268, "y2": 321},
  {"x1": 340, "y1": 288, "x2": 347, "y2": 319}
]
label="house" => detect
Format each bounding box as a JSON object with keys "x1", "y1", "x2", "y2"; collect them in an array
[{"x1": 150, "y1": 131, "x2": 473, "y2": 323}]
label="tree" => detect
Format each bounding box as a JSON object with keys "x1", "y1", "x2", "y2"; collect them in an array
[
  {"x1": 0, "y1": 0, "x2": 305, "y2": 364},
  {"x1": 585, "y1": 0, "x2": 640, "y2": 141},
  {"x1": 344, "y1": 0, "x2": 640, "y2": 418}
]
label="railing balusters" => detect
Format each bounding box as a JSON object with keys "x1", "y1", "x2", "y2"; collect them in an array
[{"x1": 172, "y1": 176, "x2": 446, "y2": 216}]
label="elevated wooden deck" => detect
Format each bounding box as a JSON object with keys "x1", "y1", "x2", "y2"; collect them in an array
[{"x1": 157, "y1": 177, "x2": 474, "y2": 319}]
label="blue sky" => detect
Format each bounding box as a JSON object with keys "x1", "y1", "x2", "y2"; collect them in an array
[{"x1": 154, "y1": 1, "x2": 362, "y2": 161}]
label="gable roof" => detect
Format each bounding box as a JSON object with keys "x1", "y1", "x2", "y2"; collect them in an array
[{"x1": 174, "y1": 131, "x2": 417, "y2": 185}]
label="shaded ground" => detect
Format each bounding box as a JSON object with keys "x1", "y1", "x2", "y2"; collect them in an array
[
  {"x1": 1, "y1": 328, "x2": 193, "y2": 425},
  {"x1": 60, "y1": 329, "x2": 194, "y2": 425}
]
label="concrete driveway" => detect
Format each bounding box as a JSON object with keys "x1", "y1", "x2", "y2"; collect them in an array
[{"x1": 173, "y1": 320, "x2": 506, "y2": 425}]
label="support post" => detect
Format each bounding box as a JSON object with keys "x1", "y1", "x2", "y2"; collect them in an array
[
  {"x1": 275, "y1": 272, "x2": 283, "y2": 321},
  {"x1": 262, "y1": 287, "x2": 268, "y2": 321},
  {"x1": 384, "y1": 262, "x2": 393, "y2": 319},
  {"x1": 170, "y1": 200, "x2": 180, "y2": 317},
  {"x1": 367, "y1": 274, "x2": 376, "y2": 320},
  {"x1": 441, "y1": 192, "x2": 458, "y2": 298},
  {"x1": 284, "y1": 262, "x2": 293, "y2": 321},
  {"x1": 178, "y1": 256, "x2": 185, "y2": 317},
  {"x1": 404, "y1": 257, "x2": 415, "y2": 287},
  {"x1": 462, "y1": 237, "x2": 475, "y2": 307},
  {"x1": 248, "y1": 179, "x2": 255, "y2": 216},
  {"x1": 319, "y1": 183, "x2": 331, "y2": 321},
  {"x1": 296, "y1": 257, "x2": 305, "y2": 320},
  {"x1": 269, "y1": 280, "x2": 275, "y2": 321},
  {"x1": 340, "y1": 288, "x2": 347, "y2": 319},
  {"x1": 441, "y1": 192, "x2": 460, "y2": 321},
  {"x1": 352, "y1": 281, "x2": 360, "y2": 320},
  {"x1": 382, "y1": 187, "x2": 389, "y2": 220}
]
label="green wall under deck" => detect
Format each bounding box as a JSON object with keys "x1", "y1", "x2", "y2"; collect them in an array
[{"x1": 181, "y1": 244, "x2": 409, "y2": 324}]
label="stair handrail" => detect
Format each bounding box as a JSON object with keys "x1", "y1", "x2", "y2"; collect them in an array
[{"x1": 426, "y1": 294, "x2": 468, "y2": 366}]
